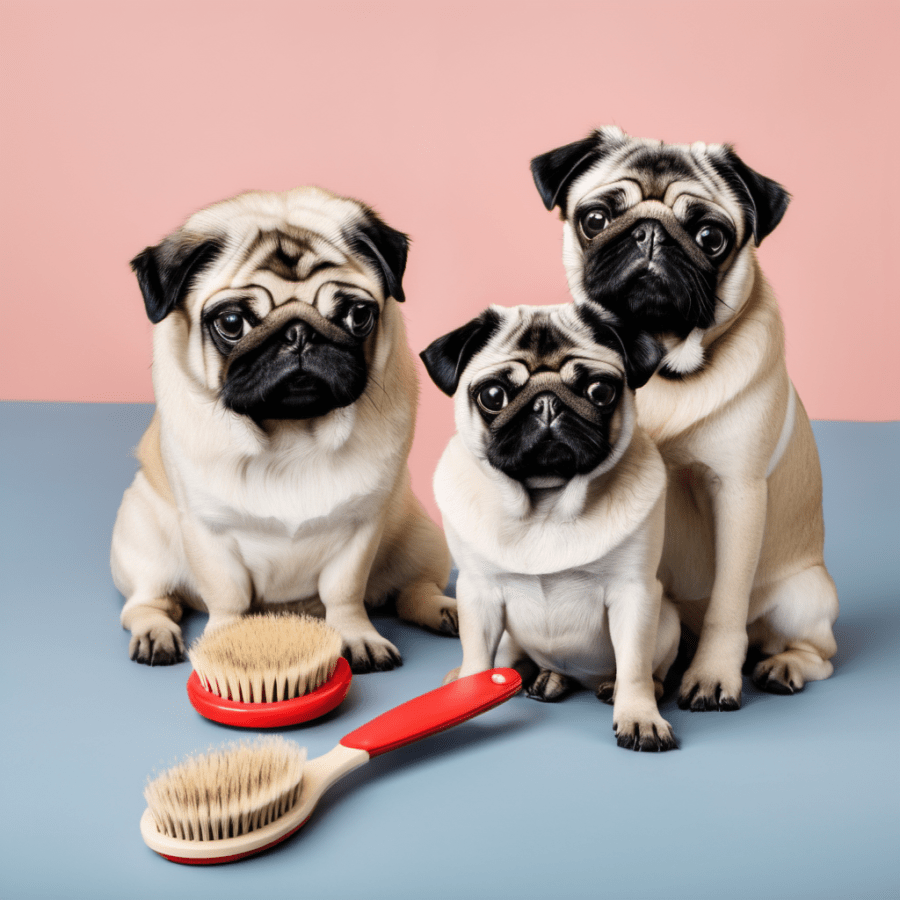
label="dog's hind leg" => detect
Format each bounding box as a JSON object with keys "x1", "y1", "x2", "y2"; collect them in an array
[
  {"x1": 748, "y1": 564, "x2": 838, "y2": 693},
  {"x1": 376, "y1": 490, "x2": 456, "y2": 635},
  {"x1": 395, "y1": 579, "x2": 458, "y2": 636},
  {"x1": 653, "y1": 594, "x2": 681, "y2": 684},
  {"x1": 112, "y1": 474, "x2": 189, "y2": 665}
]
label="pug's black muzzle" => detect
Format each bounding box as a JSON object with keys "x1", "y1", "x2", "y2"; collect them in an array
[
  {"x1": 580, "y1": 202, "x2": 718, "y2": 338},
  {"x1": 485, "y1": 372, "x2": 615, "y2": 483},
  {"x1": 220, "y1": 300, "x2": 367, "y2": 422}
]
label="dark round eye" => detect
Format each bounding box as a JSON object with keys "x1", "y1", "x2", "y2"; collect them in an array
[
  {"x1": 579, "y1": 208, "x2": 610, "y2": 239},
  {"x1": 477, "y1": 382, "x2": 509, "y2": 413},
  {"x1": 695, "y1": 224, "x2": 728, "y2": 256},
  {"x1": 344, "y1": 303, "x2": 376, "y2": 338},
  {"x1": 214, "y1": 311, "x2": 246, "y2": 341},
  {"x1": 586, "y1": 381, "x2": 617, "y2": 407}
]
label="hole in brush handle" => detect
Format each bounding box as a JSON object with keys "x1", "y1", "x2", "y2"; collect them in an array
[{"x1": 339, "y1": 668, "x2": 521, "y2": 757}]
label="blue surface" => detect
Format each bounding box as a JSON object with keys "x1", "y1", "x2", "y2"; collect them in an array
[{"x1": 1, "y1": 402, "x2": 898, "y2": 900}]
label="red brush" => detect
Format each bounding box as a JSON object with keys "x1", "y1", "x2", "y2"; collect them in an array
[
  {"x1": 186, "y1": 614, "x2": 352, "y2": 728},
  {"x1": 142, "y1": 668, "x2": 522, "y2": 864}
]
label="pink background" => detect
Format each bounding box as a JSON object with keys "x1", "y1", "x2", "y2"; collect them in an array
[{"x1": 2, "y1": 0, "x2": 898, "y2": 516}]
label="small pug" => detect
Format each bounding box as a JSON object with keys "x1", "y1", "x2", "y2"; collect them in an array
[
  {"x1": 111, "y1": 187, "x2": 453, "y2": 672},
  {"x1": 421, "y1": 303, "x2": 680, "y2": 751},
  {"x1": 530, "y1": 127, "x2": 838, "y2": 710}
]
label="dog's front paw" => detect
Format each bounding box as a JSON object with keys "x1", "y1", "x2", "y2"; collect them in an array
[
  {"x1": 613, "y1": 713, "x2": 678, "y2": 752},
  {"x1": 342, "y1": 635, "x2": 402, "y2": 673},
  {"x1": 527, "y1": 669, "x2": 574, "y2": 702},
  {"x1": 129, "y1": 623, "x2": 185, "y2": 666},
  {"x1": 678, "y1": 664, "x2": 742, "y2": 711}
]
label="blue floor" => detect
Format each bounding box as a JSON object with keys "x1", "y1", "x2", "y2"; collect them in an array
[{"x1": 1, "y1": 402, "x2": 898, "y2": 900}]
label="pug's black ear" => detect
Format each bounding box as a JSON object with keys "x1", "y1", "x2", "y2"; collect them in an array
[
  {"x1": 530, "y1": 128, "x2": 621, "y2": 216},
  {"x1": 130, "y1": 233, "x2": 224, "y2": 324},
  {"x1": 710, "y1": 146, "x2": 790, "y2": 245},
  {"x1": 575, "y1": 306, "x2": 663, "y2": 390},
  {"x1": 345, "y1": 211, "x2": 410, "y2": 303},
  {"x1": 623, "y1": 331, "x2": 665, "y2": 389},
  {"x1": 420, "y1": 309, "x2": 502, "y2": 397}
]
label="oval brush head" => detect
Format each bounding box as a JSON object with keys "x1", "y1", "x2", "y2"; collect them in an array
[
  {"x1": 186, "y1": 614, "x2": 352, "y2": 727},
  {"x1": 142, "y1": 736, "x2": 309, "y2": 864}
]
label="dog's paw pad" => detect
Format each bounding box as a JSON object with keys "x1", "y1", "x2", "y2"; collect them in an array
[
  {"x1": 342, "y1": 637, "x2": 402, "y2": 673},
  {"x1": 614, "y1": 717, "x2": 678, "y2": 752},
  {"x1": 526, "y1": 669, "x2": 574, "y2": 702}
]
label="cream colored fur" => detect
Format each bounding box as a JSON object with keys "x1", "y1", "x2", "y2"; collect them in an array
[
  {"x1": 639, "y1": 266, "x2": 838, "y2": 705},
  {"x1": 436, "y1": 305, "x2": 679, "y2": 750},
  {"x1": 111, "y1": 188, "x2": 452, "y2": 669},
  {"x1": 556, "y1": 130, "x2": 838, "y2": 707}
]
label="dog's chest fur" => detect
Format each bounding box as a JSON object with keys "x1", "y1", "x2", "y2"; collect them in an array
[
  {"x1": 163, "y1": 418, "x2": 396, "y2": 604},
  {"x1": 497, "y1": 566, "x2": 620, "y2": 682},
  {"x1": 441, "y1": 429, "x2": 665, "y2": 688},
  {"x1": 216, "y1": 514, "x2": 369, "y2": 603}
]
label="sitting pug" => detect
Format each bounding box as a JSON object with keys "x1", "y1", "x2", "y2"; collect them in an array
[
  {"x1": 421, "y1": 303, "x2": 680, "y2": 751},
  {"x1": 111, "y1": 187, "x2": 453, "y2": 672},
  {"x1": 530, "y1": 127, "x2": 839, "y2": 709}
]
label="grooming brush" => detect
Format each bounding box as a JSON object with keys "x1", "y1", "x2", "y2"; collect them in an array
[
  {"x1": 141, "y1": 667, "x2": 522, "y2": 864},
  {"x1": 186, "y1": 614, "x2": 352, "y2": 728}
]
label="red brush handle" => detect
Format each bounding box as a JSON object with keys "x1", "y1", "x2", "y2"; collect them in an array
[{"x1": 339, "y1": 668, "x2": 521, "y2": 758}]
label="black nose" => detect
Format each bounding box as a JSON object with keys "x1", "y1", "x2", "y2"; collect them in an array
[
  {"x1": 631, "y1": 220, "x2": 671, "y2": 259},
  {"x1": 532, "y1": 392, "x2": 562, "y2": 426},
  {"x1": 282, "y1": 321, "x2": 311, "y2": 350}
]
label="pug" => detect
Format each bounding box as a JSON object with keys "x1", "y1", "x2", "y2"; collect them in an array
[
  {"x1": 530, "y1": 127, "x2": 838, "y2": 710},
  {"x1": 111, "y1": 187, "x2": 454, "y2": 672},
  {"x1": 421, "y1": 303, "x2": 680, "y2": 751}
]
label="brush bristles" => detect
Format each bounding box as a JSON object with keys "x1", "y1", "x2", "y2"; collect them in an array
[
  {"x1": 188, "y1": 614, "x2": 343, "y2": 703},
  {"x1": 144, "y1": 737, "x2": 306, "y2": 841}
]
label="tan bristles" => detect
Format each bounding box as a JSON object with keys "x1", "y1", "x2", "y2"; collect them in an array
[
  {"x1": 188, "y1": 614, "x2": 343, "y2": 703},
  {"x1": 144, "y1": 737, "x2": 306, "y2": 841}
]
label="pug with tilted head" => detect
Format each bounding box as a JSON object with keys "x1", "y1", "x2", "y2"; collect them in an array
[
  {"x1": 530, "y1": 127, "x2": 838, "y2": 710},
  {"x1": 421, "y1": 304, "x2": 680, "y2": 751},
  {"x1": 111, "y1": 187, "x2": 454, "y2": 672}
]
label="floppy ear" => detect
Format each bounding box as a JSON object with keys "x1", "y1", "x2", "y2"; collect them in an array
[
  {"x1": 420, "y1": 309, "x2": 502, "y2": 396},
  {"x1": 710, "y1": 146, "x2": 790, "y2": 245},
  {"x1": 576, "y1": 305, "x2": 663, "y2": 389},
  {"x1": 530, "y1": 128, "x2": 621, "y2": 215},
  {"x1": 622, "y1": 330, "x2": 664, "y2": 389},
  {"x1": 345, "y1": 212, "x2": 410, "y2": 303},
  {"x1": 130, "y1": 232, "x2": 224, "y2": 323}
]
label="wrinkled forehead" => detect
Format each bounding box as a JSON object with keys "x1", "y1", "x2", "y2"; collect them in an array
[
  {"x1": 232, "y1": 226, "x2": 355, "y2": 285},
  {"x1": 467, "y1": 305, "x2": 625, "y2": 378},
  {"x1": 569, "y1": 137, "x2": 733, "y2": 209},
  {"x1": 190, "y1": 222, "x2": 377, "y2": 311}
]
